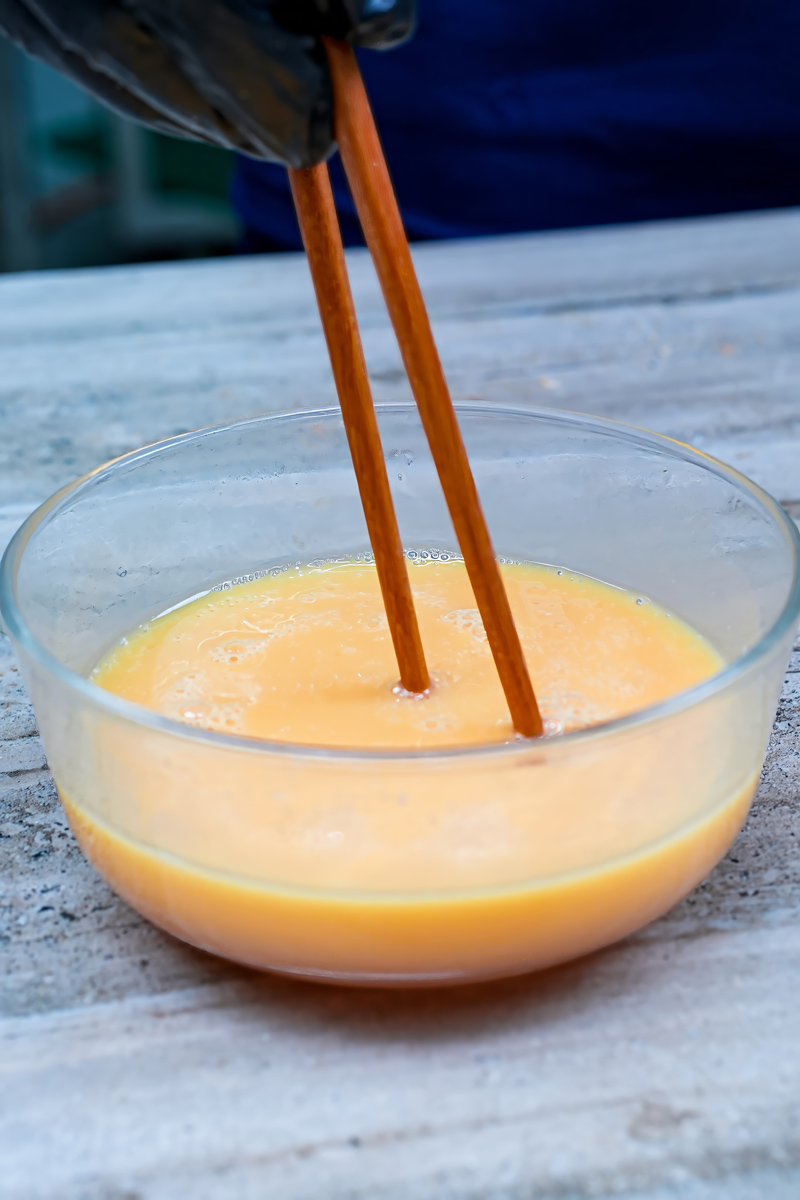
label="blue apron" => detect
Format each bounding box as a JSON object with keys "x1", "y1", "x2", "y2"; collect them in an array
[{"x1": 232, "y1": 0, "x2": 800, "y2": 249}]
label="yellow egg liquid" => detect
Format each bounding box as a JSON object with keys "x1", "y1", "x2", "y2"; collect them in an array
[
  {"x1": 58, "y1": 557, "x2": 752, "y2": 986},
  {"x1": 91, "y1": 557, "x2": 722, "y2": 748}
]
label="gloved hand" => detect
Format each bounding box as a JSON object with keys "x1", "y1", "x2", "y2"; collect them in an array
[{"x1": 0, "y1": 0, "x2": 416, "y2": 166}]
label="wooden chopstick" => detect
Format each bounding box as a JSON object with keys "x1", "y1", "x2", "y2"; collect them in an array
[
  {"x1": 288, "y1": 164, "x2": 430, "y2": 696},
  {"x1": 322, "y1": 37, "x2": 543, "y2": 738}
]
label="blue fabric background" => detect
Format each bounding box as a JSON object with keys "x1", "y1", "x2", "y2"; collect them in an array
[{"x1": 231, "y1": 0, "x2": 800, "y2": 249}]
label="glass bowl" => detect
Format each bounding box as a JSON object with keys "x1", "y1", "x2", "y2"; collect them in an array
[{"x1": 1, "y1": 403, "x2": 798, "y2": 986}]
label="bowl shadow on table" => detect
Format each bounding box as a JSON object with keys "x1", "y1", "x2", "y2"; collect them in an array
[{"x1": 189, "y1": 931, "x2": 674, "y2": 1046}]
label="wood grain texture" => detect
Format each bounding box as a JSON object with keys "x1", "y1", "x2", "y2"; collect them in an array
[
  {"x1": 2, "y1": 208, "x2": 800, "y2": 1198},
  {"x1": 2, "y1": 209, "x2": 800, "y2": 508},
  {"x1": 324, "y1": 37, "x2": 541, "y2": 737},
  {"x1": 288, "y1": 164, "x2": 429, "y2": 694},
  {"x1": 2, "y1": 923, "x2": 800, "y2": 1200}
]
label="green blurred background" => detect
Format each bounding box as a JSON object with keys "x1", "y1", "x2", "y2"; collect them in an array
[{"x1": 0, "y1": 38, "x2": 239, "y2": 272}]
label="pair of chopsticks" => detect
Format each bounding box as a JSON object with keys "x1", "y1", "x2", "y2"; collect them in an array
[{"x1": 288, "y1": 38, "x2": 543, "y2": 739}]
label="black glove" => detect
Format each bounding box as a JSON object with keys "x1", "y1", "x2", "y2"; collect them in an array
[{"x1": 0, "y1": 0, "x2": 416, "y2": 166}]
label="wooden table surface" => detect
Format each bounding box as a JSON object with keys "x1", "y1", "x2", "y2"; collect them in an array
[{"x1": 2, "y1": 208, "x2": 800, "y2": 1200}]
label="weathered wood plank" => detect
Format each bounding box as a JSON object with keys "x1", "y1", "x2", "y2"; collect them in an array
[
  {"x1": 2, "y1": 209, "x2": 800, "y2": 507},
  {"x1": 3, "y1": 924, "x2": 800, "y2": 1199},
  {"x1": 2, "y1": 208, "x2": 800, "y2": 1199},
  {"x1": 2, "y1": 205, "x2": 800, "y2": 344}
]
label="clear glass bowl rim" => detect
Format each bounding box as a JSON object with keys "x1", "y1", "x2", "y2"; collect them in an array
[{"x1": 2, "y1": 401, "x2": 799, "y2": 765}]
